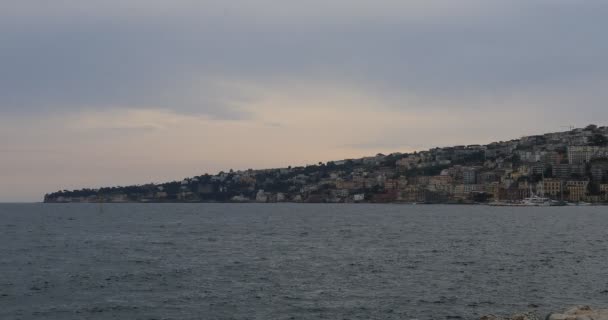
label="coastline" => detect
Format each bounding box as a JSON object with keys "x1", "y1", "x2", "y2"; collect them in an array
[
  {"x1": 43, "y1": 126, "x2": 608, "y2": 207},
  {"x1": 40, "y1": 200, "x2": 608, "y2": 206}
]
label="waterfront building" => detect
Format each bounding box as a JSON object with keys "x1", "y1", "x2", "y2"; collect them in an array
[
  {"x1": 566, "y1": 181, "x2": 589, "y2": 202},
  {"x1": 543, "y1": 179, "x2": 562, "y2": 198}
]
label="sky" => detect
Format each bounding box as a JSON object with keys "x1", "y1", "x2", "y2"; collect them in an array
[{"x1": 1, "y1": 0, "x2": 608, "y2": 202}]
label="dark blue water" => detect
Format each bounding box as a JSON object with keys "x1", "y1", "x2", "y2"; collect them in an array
[{"x1": 1, "y1": 204, "x2": 607, "y2": 320}]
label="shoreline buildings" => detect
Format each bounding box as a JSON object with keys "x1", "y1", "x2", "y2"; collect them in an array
[{"x1": 45, "y1": 125, "x2": 608, "y2": 204}]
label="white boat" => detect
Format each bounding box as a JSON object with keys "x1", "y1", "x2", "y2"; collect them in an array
[
  {"x1": 520, "y1": 178, "x2": 556, "y2": 206},
  {"x1": 521, "y1": 195, "x2": 553, "y2": 206}
]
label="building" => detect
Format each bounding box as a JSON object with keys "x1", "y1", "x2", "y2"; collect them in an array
[
  {"x1": 568, "y1": 146, "x2": 608, "y2": 164},
  {"x1": 516, "y1": 150, "x2": 542, "y2": 163},
  {"x1": 255, "y1": 190, "x2": 268, "y2": 202},
  {"x1": 398, "y1": 176, "x2": 409, "y2": 188},
  {"x1": 600, "y1": 184, "x2": 608, "y2": 201},
  {"x1": 552, "y1": 164, "x2": 570, "y2": 179},
  {"x1": 520, "y1": 135, "x2": 545, "y2": 146},
  {"x1": 395, "y1": 156, "x2": 421, "y2": 169},
  {"x1": 530, "y1": 163, "x2": 546, "y2": 175},
  {"x1": 478, "y1": 171, "x2": 498, "y2": 184},
  {"x1": 590, "y1": 161, "x2": 608, "y2": 182},
  {"x1": 543, "y1": 179, "x2": 562, "y2": 198},
  {"x1": 499, "y1": 186, "x2": 529, "y2": 201},
  {"x1": 399, "y1": 185, "x2": 426, "y2": 202},
  {"x1": 566, "y1": 181, "x2": 589, "y2": 202},
  {"x1": 569, "y1": 136, "x2": 589, "y2": 146},
  {"x1": 383, "y1": 179, "x2": 399, "y2": 190},
  {"x1": 409, "y1": 176, "x2": 431, "y2": 186},
  {"x1": 155, "y1": 192, "x2": 168, "y2": 199},
  {"x1": 429, "y1": 175, "x2": 453, "y2": 186},
  {"x1": 463, "y1": 167, "x2": 479, "y2": 185},
  {"x1": 552, "y1": 164, "x2": 586, "y2": 179},
  {"x1": 542, "y1": 151, "x2": 563, "y2": 166},
  {"x1": 335, "y1": 179, "x2": 360, "y2": 190},
  {"x1": 353, "y1": 194, "x2": 365, "y2": 202},
  {"x1": 454, "y1": 184, "x2": 484, "y2": 199},
  {"x1": 276, "y1": 193, "x2": 287, "y2": 202},
  {"x1": 335, "y1": 189, "x2": 350, "y2": 198}
]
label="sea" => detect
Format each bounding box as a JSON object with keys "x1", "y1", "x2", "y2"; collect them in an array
[{"x1": 1, "y1": 203, "x2": 607, "y2": 320}]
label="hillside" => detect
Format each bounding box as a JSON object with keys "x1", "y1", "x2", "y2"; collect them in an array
[{"x1": 44, "y1": 125, "x2": 608, "y2": 204}]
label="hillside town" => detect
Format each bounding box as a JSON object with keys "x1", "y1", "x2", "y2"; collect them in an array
[{"x1": 45, "y1": 125, "x2": 608, "y2": 205}]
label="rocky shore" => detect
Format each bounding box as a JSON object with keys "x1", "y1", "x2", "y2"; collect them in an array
[{"x1": 480, "y1": 306, "x2": 608, "y2": 320}]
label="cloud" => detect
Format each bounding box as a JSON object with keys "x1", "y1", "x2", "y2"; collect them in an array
[
  {"x1": 0, "y1": 1, "x2": 502, "y2": 23},
  {"x1": 2, "y1": 0, "x2": 607, "y2": 120},
  {"x1": 2, "y1": 0, "x2": 608, "y2": 201}
]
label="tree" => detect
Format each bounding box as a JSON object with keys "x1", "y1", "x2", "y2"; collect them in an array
[
  {"x1": 544, "y1": 166, "x2": 554, "y2": 178},
  {"x1": 585, "y1": 124, "x2": 598, "y2": 131},
  {"x1": 590, "y1": 134, "x2": 608, "y2": 146},
  {"x1": 511, "y1": 154, "x2": 522, "y2": 166},
  {"x1": 588, "y1": 182, "x2": 601, "y2": 195}
]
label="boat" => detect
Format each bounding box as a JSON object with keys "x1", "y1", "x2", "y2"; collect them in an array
[
  {"x1": 521, "y1": 195, "x2": 553, "y2": 206},
  {"x1": 486, "y1": 174, "x2": 573, "y2": 207},
  {"x1": 551, "y1": 200, "x2": 568, "y2": 206}
]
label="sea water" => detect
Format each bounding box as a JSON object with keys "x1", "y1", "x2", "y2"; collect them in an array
[{"x1": 1, "y1": 203, "x2": 607, "y2": 320}]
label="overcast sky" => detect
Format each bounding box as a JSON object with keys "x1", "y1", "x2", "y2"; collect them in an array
[{"x1": 2, "y1": 0, "x2": 608, "y2": 201}]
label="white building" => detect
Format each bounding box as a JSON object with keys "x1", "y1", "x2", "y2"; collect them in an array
[
  {"x1": 568, "y1": 146, "x2": 608, "y2": 164},
  {"x1": 353, "y1": 194, "x2": 365, "y2": 202},
  {"x1": 255, "y1": 190, "x2": 268, "y2": 203}
]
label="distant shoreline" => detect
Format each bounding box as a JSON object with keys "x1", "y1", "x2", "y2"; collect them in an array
[
  {"x1": 40, "y1": 201, "x2": 608, "y2": 206},
  {"x1": 43, "y1": 125, "x2": 608, "y2": 206}
]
